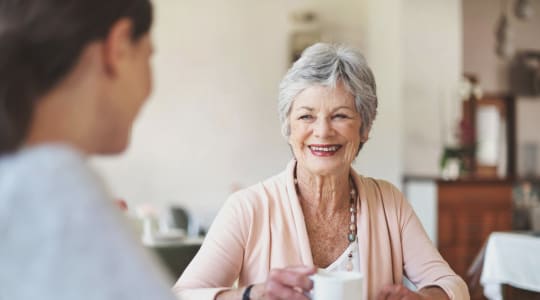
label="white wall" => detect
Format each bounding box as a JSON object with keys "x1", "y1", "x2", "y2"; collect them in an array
[
  {"x1": 356, "y1": 0, "x2": 403, "y2": 185},
  {"x1": 92, "y1": 0, "x2": 407, "y2": 227},
  {"x1": 402, "y1": 0, "x2": 463, "y2": 177}
]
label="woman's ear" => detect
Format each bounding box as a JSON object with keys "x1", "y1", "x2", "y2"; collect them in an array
[
  {"x1": 361, "y1": 126, "x2": 371, "y2": 143},
  {"x1": 361, "y1": 135, "x2": 369, "y2": 144},
  {"x1": 102, "y1": 18, "x2": 134, "y2": 76}
]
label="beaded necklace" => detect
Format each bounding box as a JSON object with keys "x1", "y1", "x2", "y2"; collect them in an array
[{"x1": 346, "y1": 176, "x2": 358, "y2": 271}]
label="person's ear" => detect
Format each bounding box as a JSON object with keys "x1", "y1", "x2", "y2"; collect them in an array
[
  {"x1": 102, "y1": 18, "x2": 134, "y2": 76},
  {"x1": 361, "y1": 134, "x2": 368, "y2": 144},
  {"x1": 360, "y1": 126, "x2": 371, "y2": 143}
]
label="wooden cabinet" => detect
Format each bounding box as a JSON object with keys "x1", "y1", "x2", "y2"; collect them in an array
[
  {"x1": 437, "y1": 180, "x2": 513, "y2": 279},
  {"x1": 503, "y1": 284, "x2": 540, "y2": 300}
]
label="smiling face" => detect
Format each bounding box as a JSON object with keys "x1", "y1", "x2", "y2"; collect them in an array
[{"x1": 288, "y1": 82, "x2": 362, "y2": 176}]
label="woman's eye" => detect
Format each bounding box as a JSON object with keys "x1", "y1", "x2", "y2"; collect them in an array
[
  {"x1": 298, "y1": 115, "x2": 313, "y2": 120},
  {"x1": 332, "y1": 114, "x2": 349, "y2": 119}
]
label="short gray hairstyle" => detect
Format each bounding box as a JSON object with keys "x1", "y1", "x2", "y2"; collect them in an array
[{"x1": 278, "y1": 43, "x2": 378, "y2": 144}]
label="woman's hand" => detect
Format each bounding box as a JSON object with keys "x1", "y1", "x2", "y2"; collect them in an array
[
  {"x1": 376, "y1": 284, "x2": 425, "y2": 300},
  {"x1": 251, "y1": 265, "x2": 316, "y2": 300}
]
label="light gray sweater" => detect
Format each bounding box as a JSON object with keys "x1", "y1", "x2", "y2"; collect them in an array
[{"x1": 0, "y1": 145, "x2": 177, "y2": 300}]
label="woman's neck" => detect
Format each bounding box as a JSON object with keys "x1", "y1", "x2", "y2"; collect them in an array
[
  {"x1": 25, "y1": 91, "x2": 95, "y2": 154},
  {"x1": 25, "y1": 43, "x2": 106, "y2": 154},
  {"x1": 295, "y1": 163, "x2": 351, "y2": 215}
]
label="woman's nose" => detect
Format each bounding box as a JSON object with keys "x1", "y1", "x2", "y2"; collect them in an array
[{"x1": 313, "y1": 117, "x2": 334, "y2": 137}]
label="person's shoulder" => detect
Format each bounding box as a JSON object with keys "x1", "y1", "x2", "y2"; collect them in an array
[
  {"x1": 213, "y1": 168, "x2": 290, "y2": 234},
  {"x1": 0, "y1": 144, "x2": 86, "y2": 190},
  {"x1": 229, "y1": 167, "x2": 289, "y2": 207},
  {"x1": 356, "y1": 174, "x2": 406, "y2": 210},
  {"x1": 1, "y1": 143, "x2": 86, "y2": 178},
  {"x1": 0, "y1": 144, "x2": 104, "y2": 208},
  {"x1": 357, "y1": 174, "x2": 400, "y2": 194}
]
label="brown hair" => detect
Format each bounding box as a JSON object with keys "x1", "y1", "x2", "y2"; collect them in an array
[{"x1": 0, "y1": 0, "x2": 153, "y2": 154}]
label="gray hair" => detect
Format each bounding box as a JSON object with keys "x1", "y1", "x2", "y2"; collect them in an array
[{"x1": 278, "y1": 43, "x2": 378, "y2": 144}]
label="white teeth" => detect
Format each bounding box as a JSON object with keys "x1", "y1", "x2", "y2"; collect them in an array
[{"x1": 311, "y1": 146, "x2": 339, "y2": 152}]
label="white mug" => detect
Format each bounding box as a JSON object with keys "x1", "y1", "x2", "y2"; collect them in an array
[{"x1": 310, "y1": 270, "x2": 363, "y2": 300}]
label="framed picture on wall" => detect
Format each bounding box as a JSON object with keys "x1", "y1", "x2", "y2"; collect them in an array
[
  {"x1": 463, "y1": 93, "x2": 516, "y2": 178},
  {"x1": 289, "y1": 30, "x2": 321, "y2": 65}
]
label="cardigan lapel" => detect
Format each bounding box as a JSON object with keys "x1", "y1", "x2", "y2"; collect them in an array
[{"x1": 353, "y1": 171, "x2": 372, "y2": 300}]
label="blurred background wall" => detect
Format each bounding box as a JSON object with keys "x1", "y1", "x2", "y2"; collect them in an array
[{"x1": 91, "y1": 0, "x2": 463, "y2": 227}]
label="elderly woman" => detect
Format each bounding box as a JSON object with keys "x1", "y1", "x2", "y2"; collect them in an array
[{"x1": 174, "y1": 43, "x2": 469, "y2": 300}]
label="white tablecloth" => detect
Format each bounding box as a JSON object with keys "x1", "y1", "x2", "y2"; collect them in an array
[{"x1": 480, "y1": 232, "x2": 540, "y2": 300}]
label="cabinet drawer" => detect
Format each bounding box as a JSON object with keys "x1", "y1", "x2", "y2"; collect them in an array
[{"x1": 437, "y1": 180, "x2": 513, "y2": 279}]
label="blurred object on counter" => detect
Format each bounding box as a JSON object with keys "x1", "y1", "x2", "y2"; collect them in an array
[
  {"x1": 162, "y1": 205, "x2": 199, "y2": 238},
  {"x1": 522, "y1": 142, "x2": 539, "y2": 178},
  {"x1": 512, "y1": 180, "x2": 540, "y2": 230}
]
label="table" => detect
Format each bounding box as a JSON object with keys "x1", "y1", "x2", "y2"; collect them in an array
[
  {"x1": 145, "y1": 237, "x2": 204, "y2": 280},
  {"x1": 480, "y1": 232, "x2": 540, "y2": 300}
]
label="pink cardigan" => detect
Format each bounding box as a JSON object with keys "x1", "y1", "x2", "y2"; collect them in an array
[{"x1": 173, "y1": 161, "x2": 469, "y2": 300}]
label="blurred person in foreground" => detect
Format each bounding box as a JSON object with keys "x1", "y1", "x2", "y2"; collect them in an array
[
  {"x1": 0, "y1": 1, "x2": 178, "y2": 299},
  {"x1": 174, "y1": 43, "x2": 469, "y2": 300}
]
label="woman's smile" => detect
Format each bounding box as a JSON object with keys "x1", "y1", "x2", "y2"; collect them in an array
[{"x1": 307, "y1": 144, "x2": 342, "y2": 157}]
